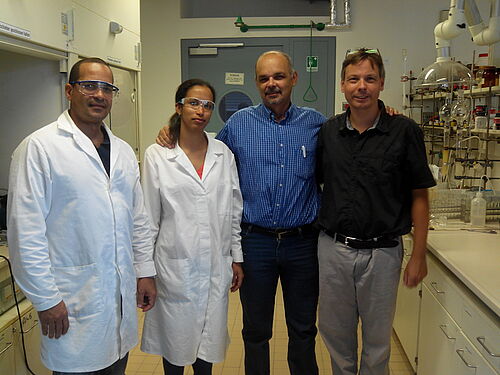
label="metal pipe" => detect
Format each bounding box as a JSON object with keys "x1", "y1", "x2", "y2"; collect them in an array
[
  {"x1": 467, "y1": 0, "x2": 500, "y2": 45},
  {"x1": 325, "y1": 0, "x2": 352, "y2": 30}
]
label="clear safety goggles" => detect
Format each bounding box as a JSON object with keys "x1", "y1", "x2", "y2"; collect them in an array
[
  {"x1": 70, "y1": 80, "x2": 120, "y2": 98},
  {"x1": 178, "y1": 97, "x2": 215, "y2": 111}
]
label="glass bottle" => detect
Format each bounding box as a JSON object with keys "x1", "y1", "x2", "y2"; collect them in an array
[
  {"x1": 470, "y1": 191, "x2": 486, "y2": 227},
  {"x1": 451, "y1": 89, "x2": 470, "y2": 128}
]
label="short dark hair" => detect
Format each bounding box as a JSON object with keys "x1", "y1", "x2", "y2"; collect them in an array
[
  {"x1": 68, "y1": 57, "x2": 113, "y2": 83},
  {"x1": 169, "y1": 79, "x2": 216, "y2": 144},
  {"x1": 341, "y1": 48, "x2": 385, "y2": 80}
]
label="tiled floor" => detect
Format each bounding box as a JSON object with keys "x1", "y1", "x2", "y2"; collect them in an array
[{"x1": 126, "y1": 284, "x2": 414, "y2": 375}]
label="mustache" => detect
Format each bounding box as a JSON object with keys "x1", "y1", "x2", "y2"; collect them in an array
[{"x1": 265, "y1": 87, "x2": 281, "y2": 95}]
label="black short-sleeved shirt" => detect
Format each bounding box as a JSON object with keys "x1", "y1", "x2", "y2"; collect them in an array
[{"x1": 316, "y1": 100, "x2": 436, "y2": 239}]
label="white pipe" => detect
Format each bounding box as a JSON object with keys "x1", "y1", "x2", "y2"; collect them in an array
[
  {"x1": 325, "y1": 0, "x2": 351, "y2": 30},
  {"x1": 434, "y1": 0, "x2": 467, "y2": 55},
  {"x1": 467, "y1": 0, "x2": 500, "y2": 45}
]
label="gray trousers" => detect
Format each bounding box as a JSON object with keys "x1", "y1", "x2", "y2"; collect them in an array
[{"x1": 318, "y1": 232, "x2": 402, "y2": 375}]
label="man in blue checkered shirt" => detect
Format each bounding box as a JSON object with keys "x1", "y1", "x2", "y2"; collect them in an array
[{"x1": 216, "y1": 51, "x2": 326, "y2": 375}]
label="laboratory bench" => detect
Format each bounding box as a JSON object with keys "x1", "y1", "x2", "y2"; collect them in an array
[{"x1": 394, "y1": 230, "x2": 500, "y2": 375}]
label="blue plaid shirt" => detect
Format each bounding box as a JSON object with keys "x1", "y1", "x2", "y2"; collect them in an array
[{"x1": 217, "y1": 103, "x2": 326, "y2": 229}]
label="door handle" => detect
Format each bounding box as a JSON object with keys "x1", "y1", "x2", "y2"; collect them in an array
[
  {"x1": 456, "y1": 349, "x2": 477, "y2": 369},
  {"x1": 439, "y1": 324, "x2": 456, "y2": 340},
  {"x1": 0, "y1": 342, "x2": 13, "y2": 356},
  {"x1": 430, "y1": 281, "x2": 445, "y2": 294},
  {"x1": 477, "y1": 337, "x2": 500, "y2": 357}
]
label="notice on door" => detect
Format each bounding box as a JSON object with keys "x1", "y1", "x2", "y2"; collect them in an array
[{"x1": 225, "y1": 72, "x2": 245, "y2": 85}]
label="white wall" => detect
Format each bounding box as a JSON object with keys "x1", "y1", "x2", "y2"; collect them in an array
[{"x1": 139, "y1": 0, "x2": 495, "y2": 152}]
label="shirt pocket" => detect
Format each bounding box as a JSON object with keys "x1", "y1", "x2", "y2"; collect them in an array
[
  {"x1": 294, "y1": 146, "x2": 316, "y2": 180},
  {"x1": 51, "y1": 263, "x2": 104, "y2": 318}
]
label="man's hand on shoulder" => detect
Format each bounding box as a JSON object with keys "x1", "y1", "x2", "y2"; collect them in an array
[
  {"x1": 37, "y1": 300, "x2": 69, "y2": 339},
  {"x1": 156, "y1": 126, "x2": 175, "y2": 148},
  {"x1": 385, "y1": 106, "x2": 401, "y2": 116}
]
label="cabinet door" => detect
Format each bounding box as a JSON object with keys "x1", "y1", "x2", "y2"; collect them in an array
[
  {"x1": 393, "y1": 255, "x2": 420, "y2": 372},
  {"x1": 14, "y1": 309, "x2": 50, "y2": 375},
  {"x1": 0, "y1": 326, "x2": 15, "y2": 375},
  {"x1": 418, "y1": 284, "x2": 460, "y2": 375}
]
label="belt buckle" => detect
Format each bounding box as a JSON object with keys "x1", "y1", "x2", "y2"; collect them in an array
[
  {"x1": 276, "y1": 230, "x2": 290, "y2": 241},
  {"x1": 344, "y1": 236, "x2": 356, "y2": 247}
]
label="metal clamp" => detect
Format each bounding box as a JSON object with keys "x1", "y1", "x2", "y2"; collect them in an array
[
  {"x1": 0, "y1": 342, "x2": 13, "y2": 356},
  {"x1": 439, "y1": 324, "x2": 456, "y2": 340},
  {"x1": 430, "y1": 281, "x2": 445, "y2": 294},
  {"x1": 477, "y1": 337, "x2": 500, "y2": 357},
  {"x1": 456, "y1": 349, "x2": 477, "y2": 369}
]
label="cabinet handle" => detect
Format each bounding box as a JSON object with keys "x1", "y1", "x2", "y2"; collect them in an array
[
  {"x1": 439, "y1": 324, "x2": 456, "y2": 340},
  {"x1": 430, "y1": 281, "x2": 445, "y2": 294},
  {"x1": 477, "y1": 337, "x2": 500, "y2": 357},
  {"x1": 22, "y1": 320, "x2": 39, "y2": 334},
  {"x1": 456, "y1": 349, "x2": 477, "y2": 369},
  {"x1": 0, "y1": 342, "x2": 13, "y2": 356}
]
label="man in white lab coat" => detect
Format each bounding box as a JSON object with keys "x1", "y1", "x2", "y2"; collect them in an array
[{"x1": 7, "y1": 58, "x2": 157, "y2": 375}]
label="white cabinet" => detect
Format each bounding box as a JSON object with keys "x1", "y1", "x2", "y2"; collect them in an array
[
  {"x1": 0, "y1": 325, "x2": 14, "y2": 375},
  {"x1": 69, "y1": 2, "x2": 141, "y2": 70},
  {"x1": 417, "y1": 254, "x2": 499, "y2": 375},
  {"x1": 393, "y1": 236, "x2": 420, "y2": 372},
  {"x1": 72, "y1": 0, "x2": 140, "y2": 35},
  {"x1": 13, "y1": 308, "x2": 50, "y2": 375},
  {"x1": 419, "y1": 284, "x2": 461, "y2": 375},
  {"x1": 0, "y1": 0, "x2": 71, "y2": 51}
]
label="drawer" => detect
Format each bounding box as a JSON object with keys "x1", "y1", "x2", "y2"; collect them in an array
[
  {"x1": 461, "y1": 299, "x2": 500, "y2": 372},
  {"x1": 425, "y1": 254, "x2": 463, "y2": 322},
  {"x1": 454, "y1": 329, "x2": 498, "y2": 375}
]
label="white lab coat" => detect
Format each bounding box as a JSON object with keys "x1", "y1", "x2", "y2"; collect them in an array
[
  {"x1": 7, "y1": 111, "x2": 155, "y2": 372},
  {"x1": 140, "y1": 137, "x2": 243, "y2": 365}
]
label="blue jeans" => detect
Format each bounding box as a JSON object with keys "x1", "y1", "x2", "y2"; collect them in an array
[
  {"x1": 239, "y1": 228, "x2": 319, "y2": 375},
  {"x1": 53, "y1": 354, "x2": 128, "y2": 375}
]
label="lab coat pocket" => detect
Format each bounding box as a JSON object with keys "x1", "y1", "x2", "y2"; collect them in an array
[
  {"x1": 156, "y1": 257, "x2": 192, "y2": 303},
  {"x1": 51, "y1": 263, "x2": 104, "y2": 318}
]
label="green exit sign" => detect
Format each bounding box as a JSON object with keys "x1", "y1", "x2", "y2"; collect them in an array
[{"x1": 306, "y1": 56, "x2": 318, "y2": 72}]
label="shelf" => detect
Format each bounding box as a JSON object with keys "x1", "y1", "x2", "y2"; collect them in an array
[{"x1": 412, "y1": 86, "x2": 500, "y2": 100}]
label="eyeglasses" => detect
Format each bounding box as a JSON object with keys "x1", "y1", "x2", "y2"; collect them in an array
[
  {"x1": 345, "y1": 48, "x2": 381, "y2": 58},
  {"x1": 178, "y1": 97, "x2": 215, "y2": 111},
  {"x1": 70, "y1": 80, "x2": 120, "y2": 97}
]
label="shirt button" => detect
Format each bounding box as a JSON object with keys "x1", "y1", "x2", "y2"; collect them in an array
[
  {"x1": 280, "y1": 143, "x2": 283, "y2": 147},
  {"x1": 279, "y1": 184, "x2": 283, "y2": 187},
  {"x1": 281, "y1": 164, "x2": 284, "y2": 168},
  {"x1": 276, "y1": 204, "x2": 280, "y2": 207},
  {"x1": 273, "y1": 221, "x2": 277, "y2": 225}
]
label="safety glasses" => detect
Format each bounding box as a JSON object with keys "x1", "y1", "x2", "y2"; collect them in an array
[
  {"x1": 178, "y1": 97, "x2": 215, "y2": 111},
  {"x1": 70, "y1": 80, "x2": 120, "y2": 98},
  {"x1": 345, "y1": 48, "x2": 381, "y2": 58}
]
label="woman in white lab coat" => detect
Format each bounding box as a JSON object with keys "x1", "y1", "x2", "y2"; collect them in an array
[{"x1": 140, "y1": 79, "x2": 244, "y2": 375}]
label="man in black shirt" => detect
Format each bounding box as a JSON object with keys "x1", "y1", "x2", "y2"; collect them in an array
[{"x1": 316, "y1": 48, "x2": 435, "y2": 375}]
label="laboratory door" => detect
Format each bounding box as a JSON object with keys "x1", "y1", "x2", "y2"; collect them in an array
[{"x1": 181, "y1": 37, "x2": 336, "y2": 134}]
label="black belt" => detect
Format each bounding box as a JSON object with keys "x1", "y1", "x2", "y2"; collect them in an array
[
  {"x1": 324, "y1": 230, "x2": 399, "y2": 249},
  {"x1": 241, "y1": 223, "x2": 317, "y2": 240}
]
